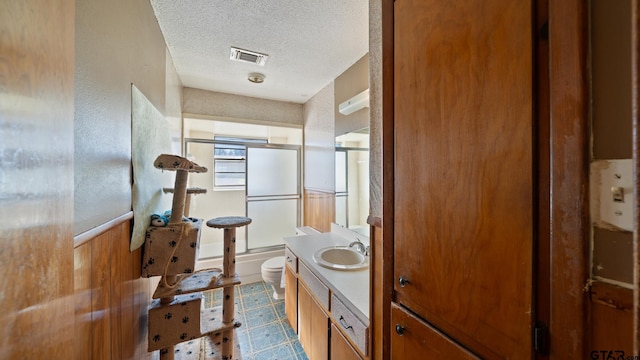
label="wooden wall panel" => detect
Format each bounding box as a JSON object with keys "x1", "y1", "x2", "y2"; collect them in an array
[
  {"x1": 133, "y1": 244, "x2": 149, "y2": 359},
  {"x1": 92, "y1": 231, "x2": 112, "y2": 359},
  {"x1": 632, "y1": 0, "x2": 640, "y2": 351},
  {"x1": 535, "y1": 3, "x2": 551, "y2": 352},
  {"x1": 549, "y1": 0, "x2": 590, "y2": 357},
  {"x1": 368, "y1": 219, "x2": 384, "y2": 360},
  {"x1": 75, "y1": 242, "x2": 93, "y2": 360},
  {"x1": 303, "y1": 189, "x2": 336, "y2": 233},
  {"x1": 377, "y1": 0, "x2": 395, "y2": 358},
  {"x1": 74, "y1": 216, "x2": 154, "y2": 360},
  {"x1": 120, "y1": 221, "x2": 136, "y2": 360},
  {"x1": 589, "y1": 282, "x2": 633, "y2": 353},
  {"x1": 111, "y1": 225, "x2": 124, "y2": 358}
]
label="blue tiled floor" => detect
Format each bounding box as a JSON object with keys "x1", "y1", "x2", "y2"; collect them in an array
[{"x1": 204, "y1": 281, "x2": 308, "y2": 360}]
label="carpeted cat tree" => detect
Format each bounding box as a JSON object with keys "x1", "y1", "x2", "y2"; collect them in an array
[{"x1": 142, "y1": 154, "x2": 251, "y2": 360}]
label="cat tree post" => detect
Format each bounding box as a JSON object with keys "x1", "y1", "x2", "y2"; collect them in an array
[
  {"x1": 163, "y1": 187, "x2": 206, "y2": 217},
  {"x1": 162, "y1": 169, "x2": 188, "y2": 293},
  {"x1": 151, "y1": 154, "x2": 207, "y2": 360},
  {"x1": 206, "y1": 216, "x2": 252, "y2": 359}
]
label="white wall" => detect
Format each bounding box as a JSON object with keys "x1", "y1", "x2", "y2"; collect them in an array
[
  {"x1": 368, "y1": 0, "x2": 383, "y2": 219},
  {"x1": 303, "y1": 82, "x2": 336, "y2": 192},
  {"x1": 335, "y1": 55, "x2": 370, "y2": 137},
  {"x1": 183, "y1": 88, "x2": 304, "y2": 126},
  {"x1": 186, "y1": 131, "x2": 247, "y2": 257},
  {"x1": 74, "y1": 0, "x2": 182, "y2": 234}
]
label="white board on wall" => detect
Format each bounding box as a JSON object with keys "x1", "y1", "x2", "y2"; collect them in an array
[{"x1": 131, "y1": 84, "x2": 174, "y2": 251}]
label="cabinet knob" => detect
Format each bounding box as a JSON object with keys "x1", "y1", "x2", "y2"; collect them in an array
[
  {"x1": 395, "y1": 324, "x2": 406, "y2": 336},
  {"x1": 398, "y1": 276, "x2": 411, "y2": 287},
  {"x1": 286, "y1": 256, "x2": 292, "y2": 263}
]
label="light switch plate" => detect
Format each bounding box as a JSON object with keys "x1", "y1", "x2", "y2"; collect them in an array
[{"x1": 590, "y1": 159, "x2": 633, "y2": 231}]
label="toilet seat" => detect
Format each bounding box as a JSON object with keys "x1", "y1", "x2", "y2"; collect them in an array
[
  {"x1": 261, "y1": 256, "x2": 284, "y2": 271},
  {"x1": 261, "y1": 256, "x2": 286, "y2": 300}
]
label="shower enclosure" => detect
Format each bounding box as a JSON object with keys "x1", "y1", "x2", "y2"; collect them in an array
[{"x1": 185, "y1": 138, "x2": 301, "y2": 259}]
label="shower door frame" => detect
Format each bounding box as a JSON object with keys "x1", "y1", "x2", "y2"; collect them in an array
[{"x1": 184, "y1": 138, "x2": 302, "y2": 255}]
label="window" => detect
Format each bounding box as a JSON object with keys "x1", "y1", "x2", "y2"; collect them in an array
[{"x1": 213, "y1": 137, "x2": 267, "y2": 190}]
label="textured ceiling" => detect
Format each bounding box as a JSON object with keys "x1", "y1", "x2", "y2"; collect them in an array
[{"x1": 150, "y1": 1, "x2": 369, "y2": 104}]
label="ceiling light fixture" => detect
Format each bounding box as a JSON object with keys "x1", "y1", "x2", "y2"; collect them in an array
[
  {"x1": 339, "y1": 89, "x2": 370, "y2": 115},
  {"x1": 248, "y1": 72, "x2": 265, "y2": 84}
]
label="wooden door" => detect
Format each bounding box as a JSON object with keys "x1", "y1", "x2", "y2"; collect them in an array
[
  {"x1": 0, "y1": 1, "x2": 75, "y2": 359},
  {"x1": 330, "y1": 323, "x2": 363, "y2": 360},
  {"x1": 393, "y1": 0, "x2": 534, "y2": 358},
  {"x1": 310, "y1": 292, "x2": 329, "y2": 360},
  {"x1": 298, "y1": 282, "x2": 312, "y2": 356},
  {"x1": 391, "y1": 303, "x2": 479, "y2": 359},
  {"x1": 284, "y1": 265, "x2": 298, "y2": 333},
  {"x1": 298, "y1": 282, "x2": 329, "y2": 360},
  {"x1": 284, "y1": 248, "x2": 299, "y2": 333}
]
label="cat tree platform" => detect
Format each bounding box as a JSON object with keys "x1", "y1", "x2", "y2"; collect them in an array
[
  {"x1": 152, "y1": 269, "x2": 240, "y2": 299},
  {"x1": 148, "y1": 294, "x2": 242, "y2": 352},
  {"x1": 163, "y1": 332, "x2": 244, "y2": 360}
]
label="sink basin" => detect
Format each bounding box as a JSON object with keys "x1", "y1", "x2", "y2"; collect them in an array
[{"x1": 313, "y1": 246, "x2": 368, "y2": 270}]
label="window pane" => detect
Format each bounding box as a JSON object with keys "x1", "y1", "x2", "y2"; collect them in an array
[
  {"x1": 215, "y1": 159, "x2": 245, "y2": 173},
  {"x1": 215, "y1": 173, "x2": 245, "y2": 186},
  {"x1": 214, "y1": 147, "x2": 245, "y2": 158}
]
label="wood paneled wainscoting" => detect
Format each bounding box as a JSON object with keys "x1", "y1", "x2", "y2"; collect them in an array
[
  {"x1": 303, "y1": 189, "x2": 335, "y2": 233},
  {"x1": 74, "y1": 212, "x2": 154, "y2": 360}
]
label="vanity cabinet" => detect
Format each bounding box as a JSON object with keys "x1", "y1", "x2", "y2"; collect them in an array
[
  {"x1": 392, "y1": 0, "x2": 535, "y2": 358},
  {"x1": 283, "y1": 243, "x2": 369, "y2": 360},
  {"x1": 298, "y1": 281, "x2": 329, "y2": 360}
]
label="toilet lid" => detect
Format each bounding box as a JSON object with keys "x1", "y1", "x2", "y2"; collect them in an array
[{"x1": 262, "y1": 256, "x2": 285, "y2": 270}]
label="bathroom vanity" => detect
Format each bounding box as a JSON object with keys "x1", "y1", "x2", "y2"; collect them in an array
[{"x1": 283, "y1": 229, "x2": 369, "y2": 360}]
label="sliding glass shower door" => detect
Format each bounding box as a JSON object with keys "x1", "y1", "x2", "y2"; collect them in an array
[
  {"x1": 185, "y1": 139, "x2": 300, "y2": 258},
  {"x1": 246, "y1": 145, "x2": 300, "y2": 250}
]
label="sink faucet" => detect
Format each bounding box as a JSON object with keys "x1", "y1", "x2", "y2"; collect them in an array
[{"x1": 348, "y1": 238, "x2": 367, "y2": 255}]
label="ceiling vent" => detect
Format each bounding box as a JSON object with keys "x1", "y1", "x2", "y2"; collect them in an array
[{"x1": 230, "y1": 47, "x2": 269, "y2": 66}]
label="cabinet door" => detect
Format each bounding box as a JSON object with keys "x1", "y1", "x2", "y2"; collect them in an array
[
  {"x1": 298, "y1": 282, "x2": 312, "y2": 355},
  {"x1": 393, "y1": 0, "x2": 534, "y2": 358},
  {"x1": 284, "y1": 265, "x2": 298, "y2": 333},
  {"x1": 331, "y1": 323, "x2": 363, "y2": 360},
  {"x1": 298, "y1": 282, "x2": 329, "y2": 360},
  {"x1": 391, "y1": 303, "x2": 478, "y2": 359}
]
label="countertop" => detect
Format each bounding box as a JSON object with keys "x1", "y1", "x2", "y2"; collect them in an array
[{"x1": 283, "y1": 231, "x2": 369, "y2": 324}]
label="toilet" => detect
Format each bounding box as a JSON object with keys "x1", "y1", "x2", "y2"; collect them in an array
[{"x1": 261, "y1": 256, "x2": 286, "y2": 300}]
